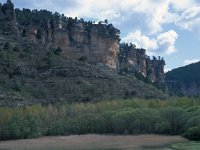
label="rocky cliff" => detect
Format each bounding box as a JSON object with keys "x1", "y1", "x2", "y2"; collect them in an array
[
  {"x1": 0, "y1": 0, "x2": 165, "y2": 83},
  {"x1": 118, "y1": 44, "x2": 165, "y2": 83},
  {"x1": 14, "y1": 8, "x2": 120, "y2": 69}
]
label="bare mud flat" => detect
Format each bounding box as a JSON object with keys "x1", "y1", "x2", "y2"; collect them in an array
[{"x1": 0, "y1": 134, "x2": 187, "y2": 150}]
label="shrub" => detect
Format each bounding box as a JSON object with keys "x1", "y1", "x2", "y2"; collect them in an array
[
  {"x1": 157, "y1": 107, "x2": 187, "y2": 135},
  {"x1": 46, "y1": 119, "x2": 67, "y2": 136},
  {"x1": 111, "y1": 108, "x2": 159, "y2": 134},
  {"x1": 183, "y1": 126, "x2": 200, "y2": 141},
  {"x1": 36, "y1": 28, "x2": 42, "y2": 39},
  {"x1": 2, "y1": 113, "x2": 42, "y2": 140},
  {"x1": 74, "y1": 114, "x2": 106, "y2": 134},
  {"x1": 0, "y1": 98, "x2": 199, "y2": 140},
  {"x1": 13, "y1": 46, "x2": 20, "y2": 52},
  {"x1": 3, "y1": 42, "x2": 10, "y2": 50},
  {"x1": 78, "y1": 56, "x2": 87, "y2": 62}
]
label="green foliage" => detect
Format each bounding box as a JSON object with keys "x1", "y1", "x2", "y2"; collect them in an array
[
  {"x1": 156, "y1": 107, "x2": 187, "y2": 134},
  {"x1": 0, "y1": 98, "x2": 199, "y2": 140},
  {"x1": 13, "y1": 46, "x2": 20, "y2": 52},
  {"x1": 183, "y1": 126, "x2": 200, "y2": 141},
  {"x1": 0, "y1": 36, "x2": 166, "y2": 106},
  {"x1": 111, "y1": 108, "x2": 159, "y2": 134},
  {"x1": 79, "y1": 56, "x2": 87, "y2": 62},
  {"x1": 15, "y1": 8, "x2": 54, "y2": 27},
  {"x1": 166, "y1": 62, "x2": 200, "y2": 96},
  {"x1": 170, "y1": 142, "x2": 200, "y2": 150},
  {"x1": 3, "y1": 42, "x2": 10, "y2": 50},
  {"x1": 166, "y1": 62, "x2": 200, "y2": 86},
  {"x1": 0, "y1": 112, "x2": 41, "y2": 140},
  {"x1": 36, "y1": 28, "x2": 42, "y2": 39}
]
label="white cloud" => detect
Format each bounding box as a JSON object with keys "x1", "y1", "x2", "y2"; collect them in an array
[
  {"x1": 184, "y1": 59, "x2": 200, "y2": 65},
  {"x1": 13, "y1": 0, "x2": 198, "y2": 35},
  {"x1": 122, "y1": 30, "x2": 178, "y2": 56},
  {"x1": 156, "y1": 30, "x2": 178, "y2": 55},
  {"x1": 71, "y1": 0, "x2": 179, "y2": 34},
  {"x1": 176, "y1": 4, "x2": 200, "y2": 34},
  {"x1": 171, "y1": 0, "x2": 196, "y2": 11},
  {"x1": 122, "y1": 30, "x2": 157, "y2": 50}
]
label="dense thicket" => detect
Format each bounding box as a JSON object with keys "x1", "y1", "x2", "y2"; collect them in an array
[{"x1": 0, "y1": 98, "x2": 199, "y2": 140}]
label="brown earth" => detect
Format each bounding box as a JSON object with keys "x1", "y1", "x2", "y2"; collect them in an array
[{"x1": 0, "y1": 134, "x2": 187, "y2": 150}]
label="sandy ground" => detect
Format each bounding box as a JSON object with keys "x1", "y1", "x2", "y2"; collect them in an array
[{"x1": 0, "y1": 134, "x2": 187, "y2": 150}]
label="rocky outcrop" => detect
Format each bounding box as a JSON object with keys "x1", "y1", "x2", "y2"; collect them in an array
[
  {"x1": 118, "y1": 44, "x2": 165, "y2": 83},
  {"x1": 118, "y1": 43, "x2": 146, "y2": 76},
  {"x1": 146, "y1": 57, "x2": 165, "y2": 83},
  {"x1": 17, "y1": 16, "x2": 120, "y2": 69}
]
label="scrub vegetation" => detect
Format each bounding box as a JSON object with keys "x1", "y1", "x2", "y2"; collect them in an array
[{"x1": 0, "y1": 97, "x2": 199, "y2": 141}]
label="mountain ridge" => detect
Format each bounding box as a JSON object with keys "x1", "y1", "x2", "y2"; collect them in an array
[{"x1": 166, "y1": 61, "x2": 200, "y2": 96}]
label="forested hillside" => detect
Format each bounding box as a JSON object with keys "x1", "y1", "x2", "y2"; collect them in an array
[{"x1": 166, "y1": 62, "x2": 200, "y2": 96}]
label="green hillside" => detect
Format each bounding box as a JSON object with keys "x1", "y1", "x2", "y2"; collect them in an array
[
  {"x1": 166, "y1": 62, "x2": 200, "y2": 96},
  {"x1": 0, "y1": 35, "x2": 166, "y2": 106}
]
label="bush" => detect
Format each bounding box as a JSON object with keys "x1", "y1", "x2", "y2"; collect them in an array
[
  {"x1": 13, "y1": 46, "x2": 20, "y2": 52},
  {"x1": 46, "y1": 119, "x2": 67, "y2": 136},
  {"x1": 78, "y1": 56, "x2": 87, "y2": 62},
  {"x1": 36, "y1": 28, "x2": 42, "y2": 39},
  {"x1": 54, "y1": 47, "x2": 62, "y2": 55},
  {"x1": 111, "y1": 108, "x2": 159, "y2": 134},
  {"x1": 0, "y1": 98, "x2": 199, "y2": 140},
  {"x1": 157, "y1": 107, "x2": 187, "y2": 135},
  {"x1": 3, "y1": 42, "x2": 10, "y2": 50},
  {"x1": 74, "y1": 114, "x2": 106, "y2": 134},
  {"x1": 1, "y1": 113, "x2": 42, "y2": 140},
  {"x1": 183, "y1": 126, "x2": 200, "y2": 141}
]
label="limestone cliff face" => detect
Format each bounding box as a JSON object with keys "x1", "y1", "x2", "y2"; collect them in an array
[
  {"x1": 17, "y1": 18, "x2": 120, "y2": 69},
  {"x1": 146, "y1": 57, "x2": 165, "y2": 83},
  {"x1": 118, "y1": 44, "x2": 165, "y2": 83},
  {"x1": 118, "y1": 44, "x2": 147, "y2": 76}
]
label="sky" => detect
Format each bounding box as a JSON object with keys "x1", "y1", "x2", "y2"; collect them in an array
[{"x1": 1, "y1": 0, "x2": 200, "y2": 71}]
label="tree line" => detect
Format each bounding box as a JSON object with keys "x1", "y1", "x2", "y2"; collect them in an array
[{"x1": 0, "y1": 98, "x2": 199, "y2": 140}]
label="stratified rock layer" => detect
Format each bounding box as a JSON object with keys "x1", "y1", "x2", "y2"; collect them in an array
[{"x1": 118, "y1": 44, "x2": 165, "y2": 83}]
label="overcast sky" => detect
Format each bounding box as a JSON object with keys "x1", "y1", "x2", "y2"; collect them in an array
[{"x1": 2, "y1": 0, "x2": 200, "y2": 71}]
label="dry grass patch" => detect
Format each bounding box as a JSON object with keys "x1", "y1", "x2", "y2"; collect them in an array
[{"x1": 0, "y1": 134, "x2": 186, "y2": 150}]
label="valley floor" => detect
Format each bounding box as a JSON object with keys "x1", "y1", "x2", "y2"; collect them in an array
[{"x1": 0, "y1": 134, "x2": 190, "y2": 150}]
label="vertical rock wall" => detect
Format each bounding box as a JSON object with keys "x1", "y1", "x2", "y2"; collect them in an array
[
  {"x1": 146, "y1": 57, "x2": 165, "y2": 83},
  {"x1": 118, "y1": 44, "x2": 147, "y2": 76},
  {"x1": 118, "y1": 44, "x2": 165, "y2": 83},
  {"x1": 16, "y1": 19, "x2": 120, "y2": 69}
]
